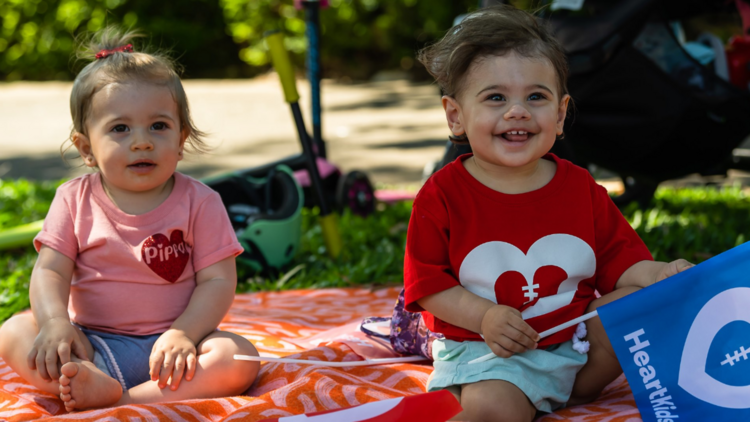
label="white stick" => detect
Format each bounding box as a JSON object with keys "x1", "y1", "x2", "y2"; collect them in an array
[
  {"x1": 538, "y1": 310, "x2": 599, "y2": 339},
  {"x1": 467, "y1": 310, "x2": 600, "y2": 365},
  {"x1": 234, "y1": 354, "x2": 427, "y2": 367}
]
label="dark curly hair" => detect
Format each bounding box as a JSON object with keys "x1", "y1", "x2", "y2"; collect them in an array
[{"x1": 417, "y1": 5, "x2": 570, "y2": 144}]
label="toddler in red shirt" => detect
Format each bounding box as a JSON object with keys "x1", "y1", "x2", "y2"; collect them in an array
[{"x1": 403, "y1": 5, "x2": 693, "y2": 421}]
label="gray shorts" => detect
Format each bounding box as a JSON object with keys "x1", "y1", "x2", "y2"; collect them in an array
[{"x1": 76, "y1": 325, "x2": 161, "y2": 390}]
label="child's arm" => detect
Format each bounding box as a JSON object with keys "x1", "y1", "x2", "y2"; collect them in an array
[
  {"x1": 27, "y1": 245, "x2": 89, "y2": 381},
  {"x1": 615, "y1": 259, "x2": 694, "y2": 289},
  {"x1": 418, "y1": 285, "x2": 540, "y2": 358},
  {"x1": 148, "y1": 256, "x2": 237, "y2": 391}
]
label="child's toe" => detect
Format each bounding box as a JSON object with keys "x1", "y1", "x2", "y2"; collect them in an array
[
  {"x1": 64, "y1": 400, "x2": 76, "y2": 412},
  {"x1": 60, "y1": 362, "x2": 79, "y2": 378}
]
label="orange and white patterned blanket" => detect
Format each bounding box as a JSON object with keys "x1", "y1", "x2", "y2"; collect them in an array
[{"x1": 0, "y1": 287, "x2": 642, "y2": 421}]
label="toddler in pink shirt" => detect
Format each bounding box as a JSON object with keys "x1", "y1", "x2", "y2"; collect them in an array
[{"x1": 0, "y1": 26, "x2": 260, "y2": 411}]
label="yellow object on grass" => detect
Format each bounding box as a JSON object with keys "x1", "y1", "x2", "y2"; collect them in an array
[
  {"x1": 319, "y1": 213, "x2": 342, "y2": 258},
  {"x1": 0, "y1": 220, "x2": 43, "y2": 250}
]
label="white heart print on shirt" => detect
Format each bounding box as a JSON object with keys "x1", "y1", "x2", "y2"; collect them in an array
[{"x1": 458, "y1": 234, "x2": 596, "y2": 320}]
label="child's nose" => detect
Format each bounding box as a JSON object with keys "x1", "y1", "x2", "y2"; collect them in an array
[
  {"x1": 504, "y1": 104, "x2": 531, "y2": 120},
  {"x1": 130, "y1": 132, "x2": 154, "y2": 151}
]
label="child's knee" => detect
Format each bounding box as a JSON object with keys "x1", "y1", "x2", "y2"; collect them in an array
[
  {"x1": 231, "y1": 338, "x2": 259, "y2": 390},
  {"x1": 0, "y1": 314, "x2": 36, "y2": 357},
  {"x1": 202, "y1": 332, "x2": 256, "y2": 359},
  {"x1": 201, "y1": 333, "x2": 259, "y2": 392},
  {"x1": 444, "y1": 384, "x2": 461, "y2": 404},
  {"x1": 461, "y1": 382, "x2": 535, "y2": 422},
  {"x1": 465, "y1": 398, "x2": 533, "y2": 422}
]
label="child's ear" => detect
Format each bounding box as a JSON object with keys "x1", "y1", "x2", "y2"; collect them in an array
[
  {"x1": 442, "y1": 95, "x2": 465, "y2": 138},
  {"x1": 178, "y1": 128, "x2": 188, "y2": 160},
  {"x1": 556, "y1": 94, "x2": 571, "y2": 135},
  {"x1": 73, "y1": 132, "x2": 97, "y2": 167}
]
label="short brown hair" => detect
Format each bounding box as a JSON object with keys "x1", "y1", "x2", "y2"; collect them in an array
[
  {"x1": 418, "y1": 5, "x2": 569, "y2": 101},
  {"x1": 65, "y1": 25, "x2": 208, "y2": 157}
]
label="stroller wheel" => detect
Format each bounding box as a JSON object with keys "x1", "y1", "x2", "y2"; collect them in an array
[{"x1": 336, "y1": 170, "x2": 375, "y2": 217}]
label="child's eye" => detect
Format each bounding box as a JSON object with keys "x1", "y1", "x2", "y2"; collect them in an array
[
  {"x1": 487, "y1": 93, "x2": 505, "y2": 102},
  {"x1": 151, "y1": 122, "x2": 168, "y2": 130},
  {"x1": 112, "y1": 124, "x2": 128, "y2": 133},
  {"x1": 528, "y1": 93, "x2": 547, "y2": 101}
]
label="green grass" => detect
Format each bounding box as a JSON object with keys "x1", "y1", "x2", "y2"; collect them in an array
[
  {"x1": 0, "y1": 178, "x2": 64, "y2": 322},
  {"x1": 237, "y1": 203, "x2": 411, "y2": 292},
  {"x1": 624, "y1": 185, "x2": 750, "y2": 263},
  {"x1": 1, "y1": 178, "x2": 750, "y2": 323}
]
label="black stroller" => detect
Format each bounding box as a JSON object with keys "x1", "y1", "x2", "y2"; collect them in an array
[{"x1": 433, "y1": 0, "x2": 750, "y2": 207}]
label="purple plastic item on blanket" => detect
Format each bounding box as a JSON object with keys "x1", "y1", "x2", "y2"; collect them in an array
[{"x1": 361, "y1": 288, "x2": 443, "y2": 360}]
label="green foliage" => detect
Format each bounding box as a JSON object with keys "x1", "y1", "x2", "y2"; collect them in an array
[
  {"x1": 238, "y1": 202, "x2": 411, "y2": 292},
  {"x1": 3, "y1": 179, "x2": 750, "y2": 324},
  {"x1": 0, "y1": 178, "x2": 62, "y2": 321},
  {"x1": 622, "y1": 185, "x2": 750, "y2": 263},
  {"x1": 1, "y1": 0, "x2": 477, "y2": 81},
  {"x1": 0, "y1": 252, "x2": 35, "y2": 322},
  {"x1": 2, "y1": 1, "x2": 741, "y2": 81},
  {"x1": 221, "y1": 0, "x2": 476, "y2": 79},
  {"x1": 0, "y1": 0, "x2": 247, "y2": 80},
  {"x1": 0, "y1": 178, "x2": 61, "y2": 229}
]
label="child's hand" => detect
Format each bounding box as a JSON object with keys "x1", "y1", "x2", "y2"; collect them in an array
[
  {"x1": 480, "y1": 305, "x2": 540, "y2": 358},
  {"x1": 27, "y1": 317, "x2": 87, "y2": 382},
  {"x1": 150, "y1": 329, "x2": 197, "y2": 390},
  {"x1": 655, "y1": 259, "x2": 694, "y2": 283}
]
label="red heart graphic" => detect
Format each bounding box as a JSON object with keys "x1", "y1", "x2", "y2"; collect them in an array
[
  {"x1": 495, "y1": 266, "x2": 568, "y2": 311},
  {"x1": 141, "y1": 230, "x2": 190, "y2": 283},
  {"x1": 495, "y1": 271, "x2": 527, "y2": 309}
]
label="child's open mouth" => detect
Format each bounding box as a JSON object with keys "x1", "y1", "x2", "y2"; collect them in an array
[
  {"x1": 128, "y1": 161, "x2": 155, "y2": 172},
  {"x1": 501, "y1": 130, "x2": 531, "y2": 142}
]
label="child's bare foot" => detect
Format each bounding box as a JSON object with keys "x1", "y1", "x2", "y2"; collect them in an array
[{"x1": 58, "y1": 361, "x2": 123, "y2": 412}]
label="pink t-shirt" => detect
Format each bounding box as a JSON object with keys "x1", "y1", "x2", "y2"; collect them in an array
[{"x1": 34, "y1": 172, "x2": 243, "y2": 336}]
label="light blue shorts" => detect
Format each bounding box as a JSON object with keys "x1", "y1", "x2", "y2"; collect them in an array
[
  {"x1": 428, "y1": 339, "x2": 588, "y2": 413},
  {"x1": 77, "y1": 325, "x2": 161, "y2": 390}
]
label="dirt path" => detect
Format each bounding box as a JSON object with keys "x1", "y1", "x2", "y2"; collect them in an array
[
  {"x1": 2, "y1": 76, "x2": 749, "y2": 193},
  {"x1": 0, "y1": 76, "x2": 448, "y2": 187}
]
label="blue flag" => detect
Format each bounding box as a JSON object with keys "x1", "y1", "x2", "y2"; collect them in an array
[{"x1": 598, "y1": 241, "x2": 750, "y2": 422}]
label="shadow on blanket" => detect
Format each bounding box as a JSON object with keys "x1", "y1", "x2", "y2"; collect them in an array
[{"x1": 0, "y1": 287, "x2": 641, "y2": 421}]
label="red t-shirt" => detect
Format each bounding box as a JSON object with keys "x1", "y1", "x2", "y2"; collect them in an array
[{"x1": 403, "y1": 154, "x2": 652, "y2": 346}]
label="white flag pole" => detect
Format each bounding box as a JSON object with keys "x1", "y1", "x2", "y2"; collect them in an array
[
  {"x1": 233, "y1": 354, "x2": 427, "y2": 367},
  {"x1": 467, "y1": 310, "x2": 600, "y2": 365}
]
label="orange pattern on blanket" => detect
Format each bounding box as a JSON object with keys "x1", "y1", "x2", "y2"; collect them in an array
[{"x1": 0, "y1": 287, "x2": 643, "y2": 421}]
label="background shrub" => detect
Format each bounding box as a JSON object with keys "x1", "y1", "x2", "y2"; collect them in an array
[
  {"x1": 0, "y1": 0, "x2": 476, "y2": 81},
  {"x1": 220, "y1": 0, "x2": 476, "y2": 80},
  {"x1": 0, "y1": 0, "x2": 248, "y2": 80}
]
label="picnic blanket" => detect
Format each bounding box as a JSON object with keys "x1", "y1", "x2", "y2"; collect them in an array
[{"x1": 0, "y1": 287, "x2": 642, "y2": 421}]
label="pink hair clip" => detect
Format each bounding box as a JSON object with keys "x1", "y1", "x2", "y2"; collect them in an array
[{"x1": 95, "y1": 44, "x2": 134, "y2": 60}]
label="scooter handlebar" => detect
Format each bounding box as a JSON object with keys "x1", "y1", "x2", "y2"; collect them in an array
[{"x1": 265, "y1": 31, "x2": 300, "y2": 104}]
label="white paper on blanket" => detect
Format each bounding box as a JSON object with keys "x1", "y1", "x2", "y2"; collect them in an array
[
  {"x1": 284, "y1": 320, "x2": 401, "y2": 359},
  {"x1": 256, "y1": 389, "x2": 461, "y2": 422}
]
